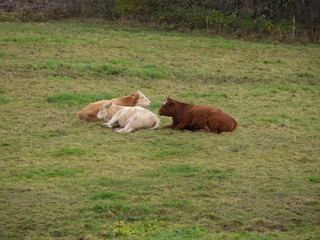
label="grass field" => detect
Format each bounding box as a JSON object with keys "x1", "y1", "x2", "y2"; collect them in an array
[{"x1": 0, "y1": 20, "x2": 319, "y2": 239}]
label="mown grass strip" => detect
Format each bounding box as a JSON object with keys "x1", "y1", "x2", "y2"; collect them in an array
[
  {"x1": 181, "y1": 92, "x2": 228, "y2": 99},
  {"x1": 46, "y1": 92, "x2": 114, "y2": 105},
  {"x1": 12, "y1": 168, "x2": 84, "y2": 180}
]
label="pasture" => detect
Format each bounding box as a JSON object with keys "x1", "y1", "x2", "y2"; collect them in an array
[{"x1": 0, "y1": 20, "x2": 319, "y2": 239}]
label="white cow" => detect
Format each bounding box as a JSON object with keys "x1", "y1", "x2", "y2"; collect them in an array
[{"x1": 97, "y1": 102, "x2": 160, "y2": 133}]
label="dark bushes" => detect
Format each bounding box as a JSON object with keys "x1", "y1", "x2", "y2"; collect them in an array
[{"x1": 0, "y1": 0, "x2": 319, "y2": 43}]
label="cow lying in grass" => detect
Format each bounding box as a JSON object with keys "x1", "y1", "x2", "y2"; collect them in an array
[
  {"x1": 158, "y1": 97, "x2": 237, "y2": 134},
  {"x1": 97, "y1": 102, "x2": 160, "y2": 133},
  {"x1": 77, "y1": 91, "x2": 151, "y2": 122}
]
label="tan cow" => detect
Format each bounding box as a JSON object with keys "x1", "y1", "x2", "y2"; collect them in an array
[{"x1": 77, "y1": 91, "x2": 151, "y2": 122}]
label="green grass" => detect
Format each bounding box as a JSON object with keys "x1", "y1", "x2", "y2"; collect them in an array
[
  {"x1": 90, "y1": 191, "x2": 124, "y2": 200},
  {"x1": 0, "y1": 20, "x2": 319, "y2": 240},
  {"x1": 0, "y1": 95, "x2": 12, "y2": 103},
  {"x1": 306, "y1": 175, "x2": 320, "y2": 183},
  {"x1": 54, "y1": 147, "x2": 86, "y2": 156},
  {"x1": 46, "y1": 92, "x2": 114, "y2": 105},
  {"x1": 12, "y1": 168, "x2": 84, "y2": 180}
]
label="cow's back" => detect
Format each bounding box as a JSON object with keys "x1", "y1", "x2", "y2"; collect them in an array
[
  {"x1": 178, "y1": 104, "x2": 237, "y2": 133},
  {"x1": 78, "y1": 96, "x2": 136, "y2": 122},
  {"x1": 208, "y1": 110, "x2": 237, "y2": 133},
  {"x1": 112, "y1": 96, "x2": 135, "y2": 106},
  {"x1": 78, "y1": 100, "x2": 106, "y2": 121},
  {"x1": 185, "y1": 105, "x2": 214, "y2": 129}
]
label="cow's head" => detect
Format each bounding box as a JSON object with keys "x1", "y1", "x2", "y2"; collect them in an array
[
  {"x1": 158, "y1": 97, "x2": 175, "y2": 116},
  {"x1": 133, "y1": 91, "x2": 151, "y2": 107},
  {"x1": 97, "y1": 101, "x2": 113, "y2": 120}
]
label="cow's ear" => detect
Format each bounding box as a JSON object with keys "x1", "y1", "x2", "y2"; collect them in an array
[
  {"x1": 105, "y1": 101, "x2": 113, "y2": 108},
  {"x1": 131, "y1": 92, "x2": 138, "y2": 99},
  {"x1": 169, "y1": 101, "x2": 175, "y2": 107}
]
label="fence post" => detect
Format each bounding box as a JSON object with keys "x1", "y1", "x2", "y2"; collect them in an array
[{"x1": 292, "y1": 16, "x2": 295, "y2": 41}]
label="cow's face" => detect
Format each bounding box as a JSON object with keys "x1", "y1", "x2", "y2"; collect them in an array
[
  {"x1": 97, "y1": 101, "x2": 113, "y2": 120},
  {"x1": 158, "y1": 98, "x2": 175, "y2": 116},
  {"x1": 136, "y1": 91, "x2": 151, "y2": 107}
]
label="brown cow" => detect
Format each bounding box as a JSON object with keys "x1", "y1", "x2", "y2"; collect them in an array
[
  {"x1": 77, "y1": 91, "x2": 151, "y2": 122},
  {"x1": 158, "y1": 97, "x2": 237, "y2": 133}
]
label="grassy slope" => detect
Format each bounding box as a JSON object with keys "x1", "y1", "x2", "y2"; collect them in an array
[{"x1": 0, "y1": 20, "x2": 319, "y2": 239}]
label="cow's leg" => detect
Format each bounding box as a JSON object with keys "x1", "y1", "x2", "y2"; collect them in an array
[
  {"x1": 162, "y1": 122, "x2": 179, "y2": 129},
  {"x1": 174, "y1": 122, "x2": 187, "y2": 130},
  {"x1": 116, "y1": 123, "x2": 134, "y2": 132},
  {"x1": 207, "y1": 119, "x2": 221, "y2": 134},
  {"x1": 103, "y1": 115, "x2": 119, "y2": 128},
  {"x1": 117, "y1": 116, "x2": 138, "y2": 133},
  {"x1": 116, "y1": 127, "x2": 133, "y2": 133},
  {"x1": 198, "y1": 122, "x2": 215, "y2": 133}
]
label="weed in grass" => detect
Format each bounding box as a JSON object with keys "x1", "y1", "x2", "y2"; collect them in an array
[
  {"x1": 90, "y1": 191, "x2": 124, "y2": 200},
  {"x1": 91, "y1": 64, "x2": 125, "y2": 75},
  {"x1": 46, "y1": 130, "x2": 69, "y2": 138},
  {"x1": 0, "y1": 96, "x2": 12, "y2": 103},
  {"x1": 92, "y1": 202, "x2": 131, "y2": 214},
  {"x1": 109, "y1": 59, "x2": 134, "y2": 66},
  {"x1": 306, "y1": 175, "x2": 320, "y2": 183},
  {"x1": 51, "y1": 37, "x2": 69, "y2": 44},
  {"x1": 296, "y1": 72, "x2": 314, "y2": 78},
  {"x1": 263, "y1": 60, "x2": 278, "y2": 64},
  {"x1": 104, "y1": 64, "x2": 124, "y2": 75},
  {"x1": 42, "y1": 60, "x2": 60, "y2": 70},
  {"x1": 48, "y1": 132, "x2": 59, "y2": 137},
  {"x1": 109, "y1": 219, "x2": 207, "y2": 239},
  {"x1": 204, "y1": 168, "x2": 233, "y2": 181},
  {"x1": 163, "y1": 165, "x2": 198, "y2": 174},
  {"x1": 134, "y1": 65, "x2": 166, "y2": 79},
  {"x1": 54, "y1": 147, "x2": 85, "y2": 156}
]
